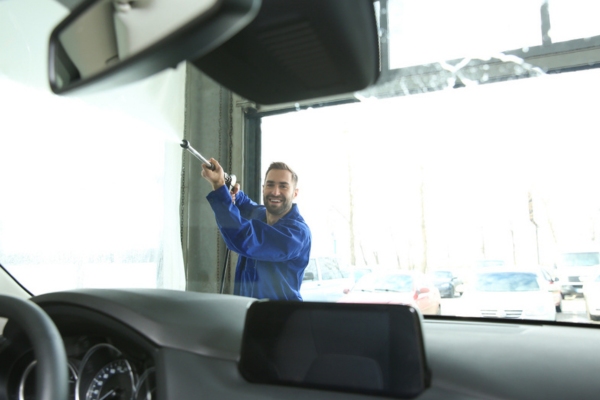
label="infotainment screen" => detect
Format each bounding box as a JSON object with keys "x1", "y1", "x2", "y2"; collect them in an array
[{"x1": 238, "y1": 301, "x2": 430, "y2": 399}]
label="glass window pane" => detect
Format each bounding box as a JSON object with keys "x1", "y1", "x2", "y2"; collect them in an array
[
  {"x1": 321, "y1": 259, "x2": 342, "y2": 280},
  {"x1": 0, "y1": 0, "x2": 186, "y2": 294},
  {"x1": 262, "y1": 68, "x2": 600, "y2": 323},
  {"x1": 305, "y1": 259, "x2": 318, "y2": 276},
  {"x1": 387, "y1": 0, "x2": 542, "y2": 69},
  {"x1": 549, "y1": 0, "x2": 600, "y2": 43}
]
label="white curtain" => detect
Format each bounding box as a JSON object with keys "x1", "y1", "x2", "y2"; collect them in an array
[{"x1": 0, "y1": 0, "x2": 186, "y2": 294}]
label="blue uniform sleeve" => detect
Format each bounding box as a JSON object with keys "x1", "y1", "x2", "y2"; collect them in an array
[
  {"x1": 233, "y1": 189, "x2": 259, "y2": 220},
  {"x1": 207, "y1": 186, "x2": 310, "y2": 262}
]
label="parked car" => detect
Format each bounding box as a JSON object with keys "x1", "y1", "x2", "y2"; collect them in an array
[
  {"x1": 337, "y1": 270, "x2": 441, "y2": 315},
  {"x1": 429, "y1": 270, "x2": 463, "y2": 298},
  {"x1": 554, "y1": 251, "x2": 600, "y2": 298},
  {"x1": 583, "y1": 272, "x2": 600, "y2": 321},
  {"x1": 460, "y1": 269, "x2": 557, "y2": 321},
  {"x1": 300, "y1": 257, "x2": 353, "y2": 302}
]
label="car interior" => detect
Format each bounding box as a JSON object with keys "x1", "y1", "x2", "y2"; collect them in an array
[{"x1": 2, "y1": 0, "x2": 600, "y2": 399}]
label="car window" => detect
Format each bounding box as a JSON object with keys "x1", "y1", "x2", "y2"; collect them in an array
[
  {"x1": 475, "y1": 273, "x2": 540, "y2": 292},
  {"x1": 541, "y1": 269, "x2": 552, "y2": 282},
  {"x1": 559, "y1": 252, "x2": 600, "y2": 267},
  {"x1": 355, "y1": 274, "x2": 413, "y2": 293},
  {"x1": 433, "y1": 271, "x2": 452, "y2": 279},
  {"x1": 320, "y1": 259, "x2": 343, "y2": 280},
  {"x1": 304, "y1": 259, "x2": 318, "y2": 279}
]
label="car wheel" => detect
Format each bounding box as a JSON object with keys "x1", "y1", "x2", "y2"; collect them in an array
[{"x1": 0, "y1": 295, "x2": 69, "y2": 400}]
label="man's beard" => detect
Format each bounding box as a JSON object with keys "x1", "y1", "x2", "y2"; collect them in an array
[{"x1": 264, "y1": 195, "x2": 292, "y2": 216}]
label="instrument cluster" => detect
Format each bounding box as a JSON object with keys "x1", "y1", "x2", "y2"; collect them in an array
[{"x1": 14, "y1": 336, "x2": 156, "y2": 400}]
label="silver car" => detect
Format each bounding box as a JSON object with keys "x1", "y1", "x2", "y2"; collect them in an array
[{"x1": 460, "y1": 269, "x2": 557, "y2": 321}]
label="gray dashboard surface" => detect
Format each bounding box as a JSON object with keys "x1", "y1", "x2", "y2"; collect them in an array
[
  {"x1": 423, "y1": 319, "x2": 600, "y2": 399},
  {"x1": 33, "y1": 289, "x2": 256, "y2": 360},
  {"x1": 31, "y1": 289, "x2": 600, "y2": 400}
]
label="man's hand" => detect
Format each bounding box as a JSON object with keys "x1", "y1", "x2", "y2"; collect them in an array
[
  {"x1": 231, "y1": 183, "x2": 240, "y2": 203},
  {"x1": 201, "y1": 158, "x2": 226, "y2": 191}
]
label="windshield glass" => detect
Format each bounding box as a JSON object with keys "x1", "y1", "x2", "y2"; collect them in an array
[
  {"x1": 354, "y1": 274, "x2": 413, "y2": 293},
  {"x1": 433, "y1": 271, "x2": 452, "y2": 280},
  {"x1": 1, "y1": 0, "x2": 186, "y2": 294},
  {"x1": 559, "y1": 252, "x2": 600, "y2": 267},
  {"x1": 2, "y1": 0, "x2": 600, "y2": 326},
  {"x1": 475, "y1": 272, "x2": 540, "y2": 292}
]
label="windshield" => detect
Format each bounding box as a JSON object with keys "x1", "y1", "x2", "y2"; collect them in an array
[
  {"x1": 433, "y1": 271, "x2": 452, "y2": 280},
  {"x1": 2, "y1": 0, "x2": 600, "y2": 326},
  {"x1": 474, "y1": 272, "x2": 540, "y2": 292},
  {"x1": 559, "y1": 252, "x2": 600, "y2": 267},
  {"x1": 354, "y1": 274, "x2": 413, "y2": 293}
]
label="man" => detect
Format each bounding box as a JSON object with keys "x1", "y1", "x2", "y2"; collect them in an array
[{"x1": 201, "y1": 159, "x2": 311, "y2": 300}]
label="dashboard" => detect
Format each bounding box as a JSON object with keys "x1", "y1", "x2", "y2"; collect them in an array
[{"x1": 1, "y1": 289, "x2": 600, "y2": 400}]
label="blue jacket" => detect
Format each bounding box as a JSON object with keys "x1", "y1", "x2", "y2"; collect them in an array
[{"x1": 206, "y1": 185, "x2": 312, "y2": 300}]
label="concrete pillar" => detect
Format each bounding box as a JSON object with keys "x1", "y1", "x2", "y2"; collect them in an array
[{"x1": 181, "y1": 64, "x2": 245, "y2": 293}]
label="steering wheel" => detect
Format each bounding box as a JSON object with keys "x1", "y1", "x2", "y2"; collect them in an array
[{"x1": 0, "y1": 295, "x2": 68, "y2": 400}]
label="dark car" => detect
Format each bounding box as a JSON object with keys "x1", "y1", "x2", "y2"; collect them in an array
[{"x1": 430, "y1": 270, "x2": 463, "y2": 298}]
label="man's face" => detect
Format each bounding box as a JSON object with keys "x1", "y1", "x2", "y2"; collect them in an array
[{"x1": 263, "y1": 169, "x2": 298, "y2": 217}]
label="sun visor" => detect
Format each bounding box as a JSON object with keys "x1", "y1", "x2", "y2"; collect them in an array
[{"x1": 192, "y1": 0, "x2": 381, "y2": 105}]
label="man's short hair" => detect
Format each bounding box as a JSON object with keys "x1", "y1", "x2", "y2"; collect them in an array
[{"x1": 265, "y1": 162, "x2": 298, "y2": 187}]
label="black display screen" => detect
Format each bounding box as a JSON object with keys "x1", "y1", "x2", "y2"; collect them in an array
[{"x1": 238, "y1": 301, "x2": 430, "y2": 399}]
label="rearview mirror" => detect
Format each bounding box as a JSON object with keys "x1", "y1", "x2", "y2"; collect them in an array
[{"x1": 48, "y1": 0, "x2": 260, "y2": 94}]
